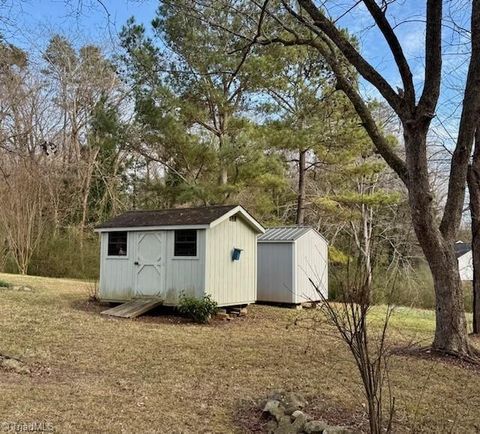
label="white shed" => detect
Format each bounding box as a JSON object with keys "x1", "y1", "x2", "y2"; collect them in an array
[
  {"x1": 455, "y1": 241, "x2": 473, "y2": 281},
  {"x1": 257, "y1": 226, "x2": 328, "y2": 304},
  {"x1": 95, "y1": 205, "x2": 265, "y2": 307}
]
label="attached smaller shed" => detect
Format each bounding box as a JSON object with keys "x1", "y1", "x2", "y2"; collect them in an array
[{"x1": 257, "y1": 226, "x2": 328, "y2": 304}]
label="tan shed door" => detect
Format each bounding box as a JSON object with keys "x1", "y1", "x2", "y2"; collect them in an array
[{"x1": 134, "y1": 232, "x2": 166, "y2": 298}]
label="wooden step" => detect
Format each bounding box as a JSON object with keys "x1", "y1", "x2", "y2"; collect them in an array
[{"x1": 101, "y1": 298, "x2": 163, "y2": 319}]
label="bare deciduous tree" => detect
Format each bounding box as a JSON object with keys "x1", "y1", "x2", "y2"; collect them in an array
[
  {"x1": 0, "y1": 162, "x2": 46, "y2": 274},
  {"x1": 246, "y1": 0, "x2": 480, "y2": 356}
]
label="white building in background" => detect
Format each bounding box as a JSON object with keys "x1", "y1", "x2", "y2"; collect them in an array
[{"x1": 455, "y1": 241, "x2": 473, "y2": 281}]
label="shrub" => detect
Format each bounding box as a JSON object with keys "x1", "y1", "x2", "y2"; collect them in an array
[
  {"x1": 86, "y1": 280, "x2": 99, "y2": 302},
  {"x1": 178, "y1": 293, "x2": 218, "y2": 324},
  {"x1": 0, "y1": 279, "x2": 10, "y2": 288},
  {"x1": 25, "y1": 231, "x2": 99, "y2": 279}
]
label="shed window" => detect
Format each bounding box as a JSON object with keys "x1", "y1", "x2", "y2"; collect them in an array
[
  {"x1": 108, "y1": 232, "x2": 127, "y2": 256},
  {"x1": 174, "y1": 230, "x2": 197, "y2": 257}
]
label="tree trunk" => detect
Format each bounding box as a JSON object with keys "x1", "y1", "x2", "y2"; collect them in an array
[
  {"x1": 218, "y1": 131, "x2": 228, "y2": 186},
  {"x1": 468, "y1": 129, "x2": 480, "y2": 334},
  {"x1": 296, "y1": 148, "x2": 307, "y2": 225},
  {"x1": 404, "y1": 125, "x2": 470, "y2": 354},
  {"x1": 362, "y1": 203, "x2": 373, "y2": 293},
  {"x1": 220, "y1": 167, "x2": 228, "y2": 186},
  {"x1": 428, "y1": 249, "x2": 470, "y2": 352}
]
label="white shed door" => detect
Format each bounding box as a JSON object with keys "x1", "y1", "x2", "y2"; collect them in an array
[{"x1": 134, "y1": 232, "x2": 166, "y2": 298}]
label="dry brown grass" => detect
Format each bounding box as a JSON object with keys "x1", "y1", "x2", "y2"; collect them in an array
[{"x1": 0, "y1": 272, "x2": 479, "y2": 433}]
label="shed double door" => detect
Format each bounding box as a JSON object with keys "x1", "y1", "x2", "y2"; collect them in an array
[{"x1": 134, "y1": 231, "x2": 167, "y2": 298}]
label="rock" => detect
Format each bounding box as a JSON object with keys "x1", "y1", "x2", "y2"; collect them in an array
[
  {"x1": 275, "y1": 415, "x2": 291, "y2": 431},
  {"x1": 291, "y1": 410, "x2": 304, "y2": 419},
  {"x1": 263, "y1": 399, "x2": 285, "y2": 422},
  {"x1": 265, "y1": 419, "x2": 278, "y2": 434},
  {"x1": 282, "y1": 392, "x2": 307, "y2": 415},
  {"x1": 239, "y1": 307, "x2": 248, "y2": 316},
  {"x1": 304, "y1": 420, "x2": 329, "y2": 434},
  {"x1": 273, "y1": 413, "x2": 307, "y2": 434},
  {"x1": 274, "y1": 415, "x2": 295, "y2": 434},
  {"x1": 291, "y1": 410, "x2": 307, "y2": 431},
  {"x1": 215, "y1": 312, "x2": 229, "y2": 320}
]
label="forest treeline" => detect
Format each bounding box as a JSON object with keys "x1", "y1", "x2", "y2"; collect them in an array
[{"x1": 0, "y1": 2, "x2": 453, "y2": 307}]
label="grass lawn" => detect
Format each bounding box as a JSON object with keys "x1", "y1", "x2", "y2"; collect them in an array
[{"x1": 0, "y1": 273, "x2": 479, "y2": 433}]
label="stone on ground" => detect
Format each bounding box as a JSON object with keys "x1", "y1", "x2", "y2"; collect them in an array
[
  {"x1": 263, "y1": 399, "x2": 285, "y2": 422},
  {"x1": 304, "y1": 420, "x2": 329, "y2": 433},
  {"x1": 282, "y1": 392, "x2": 307, "y2": 415}
]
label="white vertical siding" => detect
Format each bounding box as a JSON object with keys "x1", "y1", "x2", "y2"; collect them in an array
[
  {"x1": 295, "y1": 231, "x2": 328, "y2": 303},
  {"x1": 257, "y1": 243, "x2": 295, "y2": 302},
  {"x1": 99, "y1": 232, "x2": 135, "y2": 301},
  {"x1": 205, "y1": 217, "x2": 257, "y2": 306},
  {"x1": 458, "y1": 251, "x2": 473, "y2": 281},
  {"x1": 163, "y1": 229, "x2": 206, "y2": 304},
  {"x1": 99, "y1": 230, "x2": 206, "y2": 303}
]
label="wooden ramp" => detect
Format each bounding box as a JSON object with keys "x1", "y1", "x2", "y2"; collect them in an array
[{"x1": 101, "y1": 299, "x2": 163, "y2": 319}]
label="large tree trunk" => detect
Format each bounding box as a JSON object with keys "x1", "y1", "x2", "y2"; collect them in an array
[
  {"x1": 411, "y1": 197, "x2": 469, "y2": 352},
  {"x1": 404, "y1": 125, "x2": 470, "y2": 353},
  {"x1": 296, "y1": 148, "x2": 307, "y2": 225},
  {"x1": 468, "y1": 129, "x2": 480, "y2": 334},
  {"x1": 428, "y1": 248, "x2": 470, "y2": 352}
]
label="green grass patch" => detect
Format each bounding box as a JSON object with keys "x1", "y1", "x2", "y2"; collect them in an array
[{"x1": 0, "y1": 279, "x2": 11, "y2": 288}]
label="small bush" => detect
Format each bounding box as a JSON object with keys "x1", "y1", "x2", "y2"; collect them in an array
[
  {"x1": 0, "y1": 279, "x2": 10, "y2": 288},
  {"x1": 86, "y1": 280, "x2": 99, "y2": 302},
  {"x1": 178, "y1": 293, "x2": 218, "y2": 324}
]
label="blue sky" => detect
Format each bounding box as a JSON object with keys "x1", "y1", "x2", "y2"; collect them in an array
[
  {"x1": 2, "y1": 0, "x2": 471, "y2": 148},
  {"x1": 3, "y1": 0, "x2": 157, "y2": 51}
]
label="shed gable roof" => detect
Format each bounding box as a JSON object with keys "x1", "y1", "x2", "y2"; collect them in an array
[
  {"x1": 455, "y1": 241, "x2": 471, "y2": 258},
  {"x1": 259, "y1": 226, "x2": 326, "y2": 243},
  {"x1": 95, "y1": 205, "x2": 264, "y2": 233}
]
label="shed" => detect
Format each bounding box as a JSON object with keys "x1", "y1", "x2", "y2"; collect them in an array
[
  {"x1": 455, "y1": 241, "x2": 473, "y2": 281},
  {"x1": 257, "y1": 226, "x2": 328, "y2": 304},
  {"x1": 95, "y1": 205, "x2": 265, "y2": 307}
]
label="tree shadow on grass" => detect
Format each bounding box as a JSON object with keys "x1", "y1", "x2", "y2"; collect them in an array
[{"x1": 391, "y1": 345, "x2": 480, "y2": 372}]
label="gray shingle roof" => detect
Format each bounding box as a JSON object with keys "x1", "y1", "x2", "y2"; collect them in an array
[
  {"x1": 455, "y1": 242, "x2": 471, "y2": 258},
  {"x1": 258, "y1": 226, "x2": 314, "y2": 242},
  {"x1": 96, "y1": 205, "x2": 238, "y2": 229}
]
